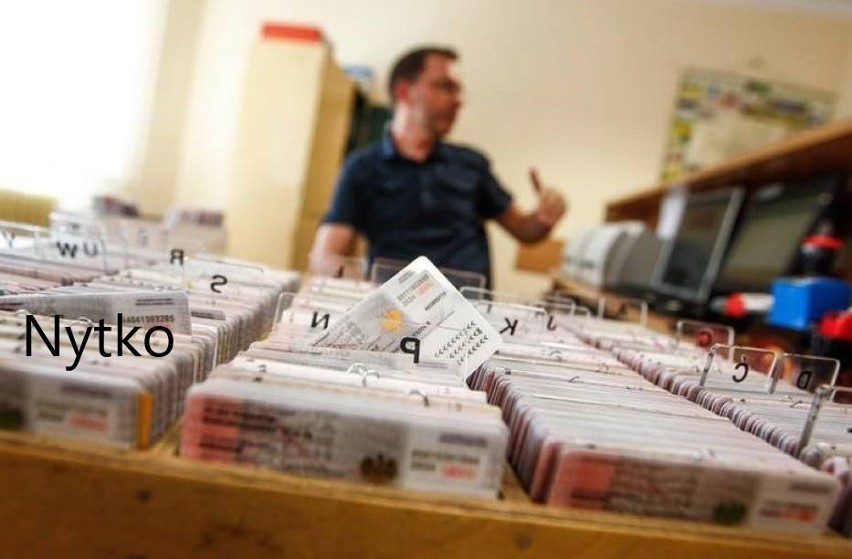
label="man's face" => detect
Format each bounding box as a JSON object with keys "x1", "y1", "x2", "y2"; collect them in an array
[{"x1": 404, "y1": 54, "x2": 463, "y2": 138}]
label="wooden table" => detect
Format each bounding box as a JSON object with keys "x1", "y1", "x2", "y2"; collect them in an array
[{"x1": 550, "y1": 272, "x2": 679, "y2": 334}]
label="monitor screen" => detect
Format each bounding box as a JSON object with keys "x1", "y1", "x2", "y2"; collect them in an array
[
  {"x1": 716, "y1": 176, "x2": 840, "y2": 292},
  {"x1": 654, "y1": 187, "x2": 743, "y2": 303}
]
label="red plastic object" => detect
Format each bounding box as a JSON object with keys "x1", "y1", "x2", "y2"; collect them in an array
[
  {"x1": 802, "y1": 234, "x2": 843, "y2": 250},
  {"x1": 724, "y1": 294, "x2": 747, "y2": 318},
  {"x1": 818, "y1": 310, "x2": 852, "y2": 342},
  {"x1": 262, "y1": 23, "x2": 324, "y2": 43}
]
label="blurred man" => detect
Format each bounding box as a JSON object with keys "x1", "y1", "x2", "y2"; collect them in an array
[{"x1": 311, "y1": 46, "x2": 567, "y2": 287}]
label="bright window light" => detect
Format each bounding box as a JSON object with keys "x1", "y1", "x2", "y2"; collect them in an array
[{"x1": 0, "y1": 1, "x2": 166, "y2": 209}]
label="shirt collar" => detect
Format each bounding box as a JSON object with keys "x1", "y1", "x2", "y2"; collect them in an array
[
  {"x1": 380, "y1": 132, "x2": 397, "y2": 160},
  {"x1": 381, "y1": 132, "x2": 449, "y2": 162}
]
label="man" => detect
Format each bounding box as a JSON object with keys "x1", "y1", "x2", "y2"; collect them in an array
[{"x1": 310, "y1": 46, "x2": 567, "y2": 287}]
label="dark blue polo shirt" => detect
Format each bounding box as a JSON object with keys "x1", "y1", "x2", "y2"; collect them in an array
[{"x1": 322, "y1": 134, "x2": 513, "y2": 287}]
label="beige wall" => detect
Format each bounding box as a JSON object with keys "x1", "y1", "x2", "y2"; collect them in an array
[
  {"x1": 130, "y1": 0, "x2": 203, "y2": 216},
  {"x1": 838, "y1": 35, "x2": 852, "y2": 118},
  {"x1": 173, "y1": 0, "x2": 291, "y2": 209},
  {"x1": 160, "y1": 0, "x2": 852, "y2": 293}
]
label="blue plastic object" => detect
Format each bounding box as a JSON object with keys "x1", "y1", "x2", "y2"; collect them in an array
[{"x1": 767, "y1": 278, "x2": 851, "y2": 331}]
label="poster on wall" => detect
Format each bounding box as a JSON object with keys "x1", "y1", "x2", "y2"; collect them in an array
[{"x1": 660, "y1": 68, "x2": 836, "y2": 181}]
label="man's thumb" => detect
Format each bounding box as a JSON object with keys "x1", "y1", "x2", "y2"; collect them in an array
[{"x1": 529, "y1": 167, "x2": 542, "y2": 194}]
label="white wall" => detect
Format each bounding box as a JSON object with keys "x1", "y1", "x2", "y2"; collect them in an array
[
  {"x1": 0, "y1": 1, "x2": 168, "y2": 207},
  {"x1": 167, "y1": 0, "x2": 852, "y2": 293}
]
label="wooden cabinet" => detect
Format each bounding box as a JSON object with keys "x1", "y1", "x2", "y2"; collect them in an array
[{"x1": 225, "y1": 37, "x2": 355, "y2": 271}]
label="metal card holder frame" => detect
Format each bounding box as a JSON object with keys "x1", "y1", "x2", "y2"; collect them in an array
[{"x1": 797, "y1": 385, "x2": 852, "y2": 458}]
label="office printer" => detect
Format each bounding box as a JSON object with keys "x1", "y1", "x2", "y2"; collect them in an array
[
  {"x1": 562, "y1": 228, "x2": 595, "y2": 280},
  {"x1": 563, "y1": 222, "x2": 662, "y2": 291}
]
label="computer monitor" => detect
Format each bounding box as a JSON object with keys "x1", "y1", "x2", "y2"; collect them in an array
[
  {"x1": 608, "y1": 227, "x2": 662, "y2": 293},
  {"x1": 715, "y1": 174, "x2": 844, "y2": 293},
  {"x1": 652, "y1": 187, "x2": 744, "y2": 306}
]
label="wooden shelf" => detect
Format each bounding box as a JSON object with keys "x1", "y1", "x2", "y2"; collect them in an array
[
  {"x1": 550, "y1": 273, "x2": 679, "y2": 335},
  {"x1": 605, "y1": 117, "x2": 852, "y2": 226},
  {"x1": 2, "y1": 424, "x2": 851, "y2": 558}
]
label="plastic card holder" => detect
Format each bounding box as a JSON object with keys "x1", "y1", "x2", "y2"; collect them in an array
[
  {"x1": 0, "y1": 220, "x2": 41, "y2": 252},
  {"x1": 302, "y1": 274, "x2": 376, "y2": 301},
  {"x1": 595, "y1": 297, "x2": 648, "y2": 327},
  {"x1": 459, "y1": 286, "x2": 539, "y2": 305},
  {"x1": 469, "y1": 299, "x2": 549, "y2": 340},
  {"x1": 117, "y1": 219, "x2": 171, "y2": 251},
  {"x1": 699, "y1": 344, "x2": 779, "y2": 393},
  {"x1": 49, "y1": 212, "x2": 108, "y2": 240},
  {"x1": 774, "y1": 353, "x2": 841, "y2": 394},
  {"x1": 186, "y1": 255, "x2": 265, "y2": 280},
  {"x1": 48, "y1": 214, "x2": 110, "y2": 272},
  {"x1": 0, "y1": 220, "x2": 105, "y2": 273},
  {"x1": 49, "y1": 213, "x2": 204, "y2": 270},
  {"x1": 116, "y1": 220, "x2": 211, "y2": 258},
  {"x1": 674, "y1": 320, "x2": 735, "y2": 353},
  {"x1": 273, "y1": 292, "x2": 296, "y2": 327},
  {"x1": 573, "y1": 317, "x2": 662, "y2": 349},
  {"x1": 310, "y1": 254, "x2": 369, "y2": 280},
  {"x1": 374, "y1": 257, "x2": 485, "y2": 291},
  {"x1": 538, "y1": 298, "x2": 576, "y2": 316},
  {"x1": 270, "y1": 312, "x2": 339, "y2": 346}
]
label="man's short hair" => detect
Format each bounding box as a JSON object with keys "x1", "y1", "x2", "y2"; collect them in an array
[{"x1": 388, "y1": 46, "x2": 458, "y2": 104}]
